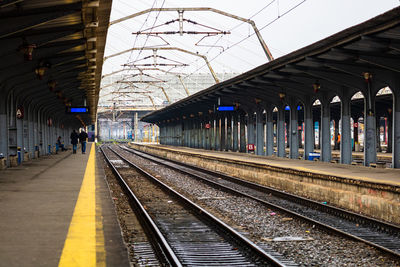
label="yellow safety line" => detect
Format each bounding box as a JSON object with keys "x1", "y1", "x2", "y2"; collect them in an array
[{"x1": 58, "y1": 144, "x2": 105, "y2": 267}]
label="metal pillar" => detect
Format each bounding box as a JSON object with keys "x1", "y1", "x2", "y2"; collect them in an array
[
  {"x1": 277, "y1": 106, "x2": 285, "y2": 157},
  {"x1": 265, "y1": 108, "x2": 273, "y2": 156},
  {"x1": 16, "y1": 115, "x2": 24, "y2": 161},
  {"x1": 215, "y1": 116, "x2": 221, "y2": 150},
  {"x1": 226, "y1": 113, "x2": 232, "y2": 151},
  {"x1": 0, "y1": 113, "x2": 7, "y2": 158},
  {"x1": 220, "y1": 115, "x2": 226, "y2": 151},
  {"x1": 304, "y1": 99, "x2": 313, "y2": 160},
  {"x1": 364, "y1": 94, "x2": 377, "y2": 166},
  {"x1": 232, "y1": 114, "x2": 238, "y2": 152},
  {"x1": 239, "y1": 112, "x2": 246, "y2": 152},
  {"x1": 28, "y1": 110, "x2": 34, "y2": 158},
  {"x1": 289, "y1": 104, "x2": 299, "y2": 159},
  {"x1": 387, "y1": 112, "x2": 392, "y2": 153},
  {"x1": 321, "y1": 101, "x2": 331, "y2": 162},
  {"x1": 341, "y1": 96, "x2": 352, "y2": 164},
  {"x1": 392, "y1": 90, "x2": 400, "y2": 168},
  {"x1": 210, "y1": 116, "x2": 215, "y2": 150},
  {"x1": 247, "y1": 111, "x2": 255, "y2": 153},
  {"x1": 256, "y1": 109, "x2": 264, "y2": 155}
]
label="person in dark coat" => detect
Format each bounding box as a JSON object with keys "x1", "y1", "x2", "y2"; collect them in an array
[
  {"x1": 57, "y1": 136, "x2": 66, "y2": 152},
  {"x1": 78, "y1": 129, "x2": 88, "y2": 154},
  {"x1": 70, "y1": 130, "x2": 79, "y2": 154}
]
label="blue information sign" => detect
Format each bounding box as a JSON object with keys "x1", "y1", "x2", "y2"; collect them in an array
[
  {"x1": 66, "y1": 107, "x2": 89, "y2": 113},
  {"x1": 217, "y1": 106, "x2": 235, "y2": 111}
]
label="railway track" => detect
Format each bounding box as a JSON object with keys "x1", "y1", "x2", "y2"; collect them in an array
[
  {"x1": 120, "y1": 145, "x2": 400, "y2": 259},
  {"x1": 101, "y1": 145, "x2": 294, "y2": 266}
]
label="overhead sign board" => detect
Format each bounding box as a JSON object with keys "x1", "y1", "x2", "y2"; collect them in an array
[
  {"x1": 217, "y1": 106, "x2": 235, "y2": 111},
  {"x1": 66, "y1": 107, "x2": 89, "y2": 113}
]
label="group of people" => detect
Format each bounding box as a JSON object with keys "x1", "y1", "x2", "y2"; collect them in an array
[
  {"x1": 53, "y1": 129, "x2": 88, "y2": 154},
  {"x1": 70, "y1": 129, "x2": 88, "y2": 154}
]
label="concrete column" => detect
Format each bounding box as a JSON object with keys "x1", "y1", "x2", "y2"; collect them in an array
[
  {"x1": 289, "y1": 103, "x2": 299, "y2": 159},
  {"x1": 304, "y1": 99, "x2": 313, "y2": 159},
  {"x1": 247, "y1": 111, "x2": 255, "y2": 153},
  {"x1": 226, "y1": 113, "x2": 232, "y2": 151},
  {"x1": 341, "y1": 97, "x2": 352, "y2": 164},
  {"x1": 232, "y1": 114, "x2": 238, "y2": 152},
  {"x1": 321, "y1": 101, "x2": 331, "y2": 162},
  {"x1": 255, "y1": 109, "x2": 264, "y2": 155},
  {"x1": 393, "y1": 90, "x2": 400, "y2": 168},
  {"x1": 220, "y1": 115, "x2": 226, "y2": 151},
  {"x1": 364, "y1": 94, "x2": 377, "y2": 166},
  {"x1": 277, "y1": 106, "x2": 285, "y2": 157},
  {"x1": 239, "y1": 113, "x2": 246, "y2": 152},
  {"x1": 265, "y1": 108, "x2": 274, "y2": 156}
]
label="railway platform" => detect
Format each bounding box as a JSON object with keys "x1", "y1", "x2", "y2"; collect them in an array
[
  {"x1": 129, "y1": 143, "x2": 400, "y2": 224},
  {"x1": 0, "y1": 143, "x2": 129, "y2": 267}
]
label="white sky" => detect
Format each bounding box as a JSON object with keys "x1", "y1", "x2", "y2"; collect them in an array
[
  {"x1": 103, "y1": 0, "x2": 399, "y2": 76},
  {"x1": 100, "y1": 0, "x2": 399, "y2": 106}
]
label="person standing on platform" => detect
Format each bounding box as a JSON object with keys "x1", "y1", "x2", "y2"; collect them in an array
[
  {"x1": 70, "y1": 130, "x2": 79, "y2": 154},
  {"x1": 78, "y1": 129, "x2": 88, "y2": 154}
]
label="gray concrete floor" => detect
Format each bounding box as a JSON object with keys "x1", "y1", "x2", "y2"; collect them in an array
[{"x1": 0, "y1": 144, "x2": 129, "y2": 267}]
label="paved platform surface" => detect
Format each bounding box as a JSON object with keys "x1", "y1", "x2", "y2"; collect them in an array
[
  {"x1": 140, "y1": 143, "x2": 400, "y2": 187},
  {"x1": 0, "y1": 143, "x2": 129, "y2": 267}
]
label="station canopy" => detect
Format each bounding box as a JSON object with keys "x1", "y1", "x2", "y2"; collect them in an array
[{"x1": 0, "y1": 0, "x2": 112, "y2": 124}]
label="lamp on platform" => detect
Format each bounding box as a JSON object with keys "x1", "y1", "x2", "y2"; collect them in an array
[
  {"x1": 47, "y1": 80, "x2": 57, "y2": 92},
  {"x1": 35, "y1": 61, "x2": 51, "y2": 80},
  {"x1": 363, "y1": 72, "x2": 372, "y2": 82},
  {"x1": 19, "y1": 41, "x2": 36, "y2": 61},
  {"x1": 312, "y1": 82, "x2": 320, "y2": 93}
]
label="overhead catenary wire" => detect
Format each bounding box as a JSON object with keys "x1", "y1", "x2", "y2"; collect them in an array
[
  {"x1": 102, "y1": 0, "x2": 305, "y2": 107},
  {"x1": 182, "y1": 0, "x2": 306, "y2": 81}
]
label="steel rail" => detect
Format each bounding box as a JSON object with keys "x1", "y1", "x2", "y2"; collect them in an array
[
  {"x1": 100, "y1": 146, "x2": 182, "y2": 267},
  {"x1": 121, "y1": 145, "x2": 400, "y2": 259},
  {"x1": 107, "y1": 145, "x2": 288, "y2": 266}
]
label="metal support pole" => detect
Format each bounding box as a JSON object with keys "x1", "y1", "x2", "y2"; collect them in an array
[
  {"x1": 256, "y1": 109, "x2": 264, "y2": 155},
  {"x1": 215, "y1": 116, "x2": 221, "y2": 151},
  {"x1": 210, "y1": 116, "x2": 215, "y2": 150},
  {"x1": 304, "y1": 98, "x2": 314, "y2": 160},
  {"x1": 239, "y1": 112, "x2": 246, "y2": 152},
  {"x1": 220, "y1": 115, "x2": 226, "y2": 151},
  {"x1": 277, "y1": 106, "x2": 285, "y2": 158},
  {"x1": 393, "y1": 90, "x2": 400, "y2": 168},
  {"x1": 232, "y1": 114, "x2": 238, "y2": 152},
  {"x1": 289, "y1": 103, "x2": 299, "y2": 159},
  {"x1": 247, "y1": 111, "x2": 255, "y2": 153},
  {"x1": 226, "y1": 113, "x2": 232, "y2": 151},
  {"x1": 321, "y1": 101, "x2": 331, "y2": 162},
  {"x1": 265, "y1": 108, "x2": 274, "y2": 156},
  {"x1": 341, "y1": 96, "x2": 352, "y2": 164}
]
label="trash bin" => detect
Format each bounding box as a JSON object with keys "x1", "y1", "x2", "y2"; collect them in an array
[{"x1": 308, "y1": 152, "x2": 320, "y2": 161}]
